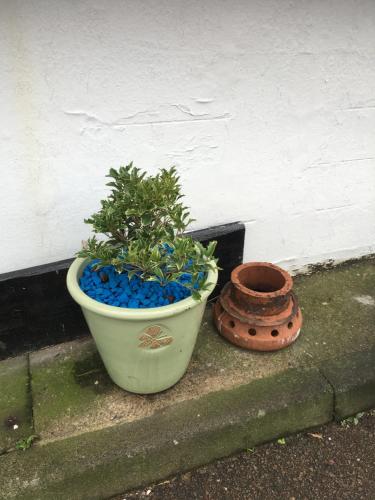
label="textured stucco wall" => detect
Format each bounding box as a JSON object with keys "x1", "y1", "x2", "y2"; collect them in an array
[{"x1": 1, "y1": 0, "x2": 374, "y2": 274}]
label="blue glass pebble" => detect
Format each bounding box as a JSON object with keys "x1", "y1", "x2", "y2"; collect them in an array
[{"x1": 79, "y1": 261, "x2": 204, "y2": 309}]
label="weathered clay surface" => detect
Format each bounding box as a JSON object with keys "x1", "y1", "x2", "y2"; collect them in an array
[{"x1": 214, "y1": 262, "x2": 302, "y2": 351}]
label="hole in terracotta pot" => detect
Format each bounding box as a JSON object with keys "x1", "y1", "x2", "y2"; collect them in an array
[
  {"x1": 248, "y1": 328, "x2": 256, "y2": 336},
  {"x1": 229, "y1": 320, "x2": 235, "y2": 328},
  {"x1": 237, "y1": 265, "x2": 286, "y2": 293},
  {"x1": 288, "y1": 321, "x2": 293, "y2": 329},
  {"x1": 271, "y1": 329, "x2": 279, "y2": 337}
]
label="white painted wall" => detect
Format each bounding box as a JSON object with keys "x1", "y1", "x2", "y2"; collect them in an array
[{"x1": 1, "y1": 0, "x2": 374, "y2": 274}]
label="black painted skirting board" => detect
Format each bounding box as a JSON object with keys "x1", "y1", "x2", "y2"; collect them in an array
[{"x1": 0, "y1": 222, "x2": 245, "y2": 360}]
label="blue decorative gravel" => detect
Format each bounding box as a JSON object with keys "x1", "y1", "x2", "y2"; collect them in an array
[{"x1": 79, "y1": 261, "x2": 201, "y2": 308}]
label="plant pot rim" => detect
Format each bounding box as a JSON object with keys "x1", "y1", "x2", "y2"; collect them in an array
[
  {"x1": 67, "y1": 257, "x2": 218, "y2": 321},
  {"x1": 231, "y1": 261, "x2": 293, "y2": 299}
]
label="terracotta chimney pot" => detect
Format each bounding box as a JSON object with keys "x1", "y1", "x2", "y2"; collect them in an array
[{"x1": 213, "y1": 262, "x2": 302, "y2": 351}]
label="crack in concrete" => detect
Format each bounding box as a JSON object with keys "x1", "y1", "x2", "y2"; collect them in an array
[
  {"x1": 316, "y1": 366, "x2": 336, "y2": 423},
  {"x1": 27, "y1": 353, "x2": 35, "y2": 435}
]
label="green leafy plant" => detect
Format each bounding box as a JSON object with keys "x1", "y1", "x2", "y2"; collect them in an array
[
  {"x1": 78, "y1": 163, "x2": 217, "y2": 299},
  {"x1": 15, "y1": 434, "x2": 38, "y2": 451},
  {"x1": 340, "y1": 412, "x2": 365, "y2": 428}
]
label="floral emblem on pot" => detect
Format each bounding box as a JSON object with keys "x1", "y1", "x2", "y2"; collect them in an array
[{"x1": 138, "y1": 325, "x2": 173, "y2": 349}]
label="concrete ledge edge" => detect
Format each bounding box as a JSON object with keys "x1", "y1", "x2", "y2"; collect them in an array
[
  {"x1": 318, "y1": 347, "x2": 375, "y2": 420},
  {"x1": 0, "y1": 366, "x2": 332, "y2": 500}
]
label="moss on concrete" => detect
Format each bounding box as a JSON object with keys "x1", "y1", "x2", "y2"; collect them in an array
[
  {"x1": 30, "y1": 339, "x2": 112, "y2": 437},
  {"x1": 29, "y1": 308, "x2": 315, "y2": 441},
  {"x1": 1, "y1": 258, "x2": 375, "y2": 497},
  {"x1": 319, "y1": 347, "x2": 375, "y2": 420},
  {"x1": 293, "y1": 257, "x2": 375, "y2": 361},
  {"x1": 0, "y1": 366, "x2": 332, "y2": 500},
  {"x1": 0, "y1": 355, "x2": 33, "y2": 453},
  {"x1": 28, "y1": 258, "x2": 375, "y2": 442}
]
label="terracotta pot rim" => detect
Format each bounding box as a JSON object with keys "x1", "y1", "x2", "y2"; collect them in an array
[{"x1": 231, "y1": 261, "x2": 293, "y2": 299}]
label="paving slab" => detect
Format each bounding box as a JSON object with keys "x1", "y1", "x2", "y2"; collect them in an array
[
  {"x1": 0, "y1": 257, "x2": 374, "y2": 499},
  {"x1": 0, "y1": 355, "x2": 33, "y2": 452},
  {"x1": 293, "y1": 259, "x2": 375, "y2": 361},
  {"x1": 319, "y1": 347, "x2": 375, "y2": 419},
  {"x1": 0, "y1": 366, "x2": 332, "y2": 500},
  {"x1": 29, "y1": 258, "x2": 375, "y2": 443},
  {"x1": 29, "y1": 310, "x2": 315, "y2": 442}
]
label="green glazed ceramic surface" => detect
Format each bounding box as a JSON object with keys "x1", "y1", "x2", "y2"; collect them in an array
[{"x1": 67, "y1": 258, "x2": 218, "y2": 394}]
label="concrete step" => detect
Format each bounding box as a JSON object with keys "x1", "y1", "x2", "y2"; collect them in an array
[{"x1": 1, "y1": 258, "x2": 375, "y2": 500}]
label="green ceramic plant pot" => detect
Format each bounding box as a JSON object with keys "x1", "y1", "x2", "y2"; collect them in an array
[{"x1": 67, "y1": 257, "x2": 218, "y2": 394}]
